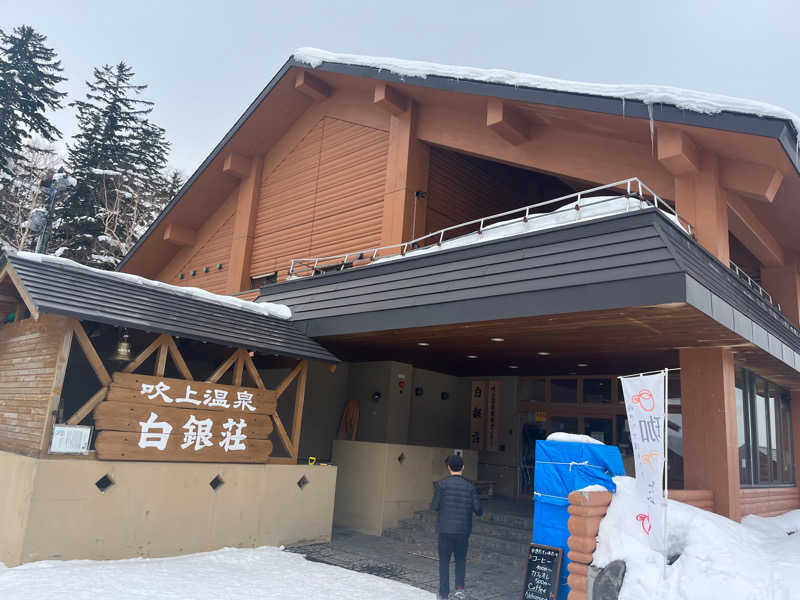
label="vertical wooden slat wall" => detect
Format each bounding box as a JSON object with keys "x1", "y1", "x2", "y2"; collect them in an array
[
  {"x1": 425, "y1": 146, "x2": 528, "y2": 233},
  {"x1": 250, "y1": 117, "x2": 389, "y2": 277},
  {"x1": 0, "y1": 315, "x2": 72, "y2": 456}
]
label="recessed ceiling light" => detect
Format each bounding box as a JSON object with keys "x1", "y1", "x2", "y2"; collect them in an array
[
  {"x1": 508, "y1": 365, "x2": 519, "y2": 369},
  {"x1": 577, "y1": 363, "x2": 589, "y2": 367},
  {"x1": 417, "y1": 342, "x2": 430, "y2": 347},
  {"x1": 490, "y1": 337, "x2": 505, "y2": 342},
  {"x1": 537, "y1": 351, "x2": 551, "y2": 356},
  {"x1": 467, "y1": 354, "x2": 478, "y2": 359}
]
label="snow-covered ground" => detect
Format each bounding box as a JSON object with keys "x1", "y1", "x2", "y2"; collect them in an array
[
  {"x1": 0, "y1": 546, "x2": 432, "y2": 600},
  {"x1": 594, "y1": 476, "x2": 800, "y2": 600}
]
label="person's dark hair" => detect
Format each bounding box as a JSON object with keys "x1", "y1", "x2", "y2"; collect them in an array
[{"x1": 447, "y1": 454, "x2": 464, "y2": 472}]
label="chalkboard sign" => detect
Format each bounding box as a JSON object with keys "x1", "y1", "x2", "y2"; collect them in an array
[{"x1": 521, "y1": 543, "x2": 562, "y2": 600}]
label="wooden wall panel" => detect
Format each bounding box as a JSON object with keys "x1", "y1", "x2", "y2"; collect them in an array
[
  {"x1": 740, "y1": 486, "x2": 800, "y2": 518},
  {"x1": 426, "y1": 146, "x2": 528, "y2": 234},
  {"x1": 250, "y1": 117, "x2": 388, "y2": 277},
  {"x1": 0, "y1": 315, "x2": 71, "y2": 456},
  {"x1": 168, "y1": 213, "x2": 234, "y2": 294}
]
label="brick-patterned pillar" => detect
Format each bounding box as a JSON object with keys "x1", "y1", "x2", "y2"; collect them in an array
[{"x1": 566, "y1": 490, "x2": 613, "y2": 600}]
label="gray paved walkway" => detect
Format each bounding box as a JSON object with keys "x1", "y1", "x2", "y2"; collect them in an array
[{"x1": 288, "y1": 527, "x2": 526, "y2": 599}]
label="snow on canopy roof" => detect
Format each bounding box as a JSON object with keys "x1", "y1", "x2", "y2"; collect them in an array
[
  {"x1": 294, "y1": 47, "x2": 800, "y2": 134},
  {"x1": 9, "y1": 250, "x2": 292, "y2": 320}
]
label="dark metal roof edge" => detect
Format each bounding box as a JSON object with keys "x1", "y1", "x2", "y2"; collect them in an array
[
  {"x1": 117, "y1": 58, "x2": 296, "y2": 270},
  {"x1": 303, "y1": 59, "x2": 800, "y2": 175},
  {"x1": 257, "y1": 209, "x2": 671, "y2": 295},
  {"x1": 120, "y1": 54, "x2": 800, "y2": 268}
]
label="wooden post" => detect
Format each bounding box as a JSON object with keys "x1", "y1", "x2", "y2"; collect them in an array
[
  {"x1": 290, "y1": 361, "x2": 309, "y2": 455},
  {"x1": 39, "y1": 319, "x2": 74, "y2": 455},
  {"x1": 225, "y1": 154, "x2": 264, "y2": 293}
]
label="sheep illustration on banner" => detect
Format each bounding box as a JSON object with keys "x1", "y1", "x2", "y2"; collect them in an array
[{"x1": 619, "y1": 370, "x2": 668, "y2": 553}]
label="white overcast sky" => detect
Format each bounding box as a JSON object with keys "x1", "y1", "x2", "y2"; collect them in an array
[{"x1": 3, "y1": 0, "x2": 799, "y2": 175}]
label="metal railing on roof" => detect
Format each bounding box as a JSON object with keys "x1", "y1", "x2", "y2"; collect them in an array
[{"x1": 287, "y1": 177, "x2": 691, "y2": 278}]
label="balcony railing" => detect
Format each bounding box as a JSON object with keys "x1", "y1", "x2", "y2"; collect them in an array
[{"x1": 288, "y1": 177, "x2": 690, "y2": 278}]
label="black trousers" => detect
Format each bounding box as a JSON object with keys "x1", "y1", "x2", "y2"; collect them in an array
[{"x1": 438, "y1": 532, "x2": 469, "y2": 598}]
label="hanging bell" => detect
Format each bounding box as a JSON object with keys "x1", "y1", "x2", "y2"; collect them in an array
[{"x1": 109, "y1": 328, "x2": 132, "y2": 363}]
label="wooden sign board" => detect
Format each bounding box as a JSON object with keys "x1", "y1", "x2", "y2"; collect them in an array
[
  {"x1": 521, "y1": 543, "x2": 562, "y2": 600},
  {"x1": 486, "y1": 380, "x2": 499, "y2": 452},
  {"x1": 108, "y1": 372, "x2": 277, "y2": 414},
  {"x1": 94, "y1": 373, "x2": 276, "y2": 463},
  {"x1": 470, "y1": 381, "x2": 487, "y2": 450}
]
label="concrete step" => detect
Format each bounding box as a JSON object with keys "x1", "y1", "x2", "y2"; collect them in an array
[
  {"x1": 383, "y1": 523, "x2": 531, "y2": 558},
  {"x1": 412, "y1": 508, "x2": 534, "y2": 532},
  {"x1": 404, "y1": 511, "x2": 532, "y2": 544}
]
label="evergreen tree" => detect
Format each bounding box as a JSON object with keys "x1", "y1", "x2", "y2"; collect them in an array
[
  {"x1": 57, "y1": 62, "x2": 170, "y2": 267},
  {"x1": 0, "y1": 25, "x2": 66, "y2": 181}
]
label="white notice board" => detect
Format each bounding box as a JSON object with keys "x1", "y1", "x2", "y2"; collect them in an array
[{"x1": 49, "y1": 425, "x2": 93, "y2": 454}]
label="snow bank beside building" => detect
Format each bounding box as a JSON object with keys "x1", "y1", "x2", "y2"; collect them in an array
[
  {"x1": 0, "y1": 546, "x2": 431, "y2": 600},
  {"x1": 294, "y1": 48, "x2": 800, "y2": 133},
  {"x1": 593, "y1": 476, "x2": 800, "y2": 600}
]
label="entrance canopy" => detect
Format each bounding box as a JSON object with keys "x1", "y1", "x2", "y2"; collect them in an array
[{"x1": 1, "y1": 249, "x2": 338, "y2": 363}]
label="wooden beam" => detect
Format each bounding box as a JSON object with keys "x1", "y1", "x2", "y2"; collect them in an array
[
  {"x1": 0, "y1": 293, "x2": 19, "y2": 303},
  {"x1": 222, "y1": 152, "x2": 253, "y2": 179},
  {"x1": 123, "y1": 334, "x2": 170, "y2": 373},
  {"x1": 486, "y1": 98, "x2": 530, "y2": 145},
  {"x1": 244, "y1": 352, "x2": 266, "y2": 389},
  {"x1": 72, "y1": 320, "x2": 111, "y2": 385},
  {"x1": 40, "y1": 321, "x2": 74, "y2": 454},
  {"x1": 295, "y1": 70, "x2": 331, "y2": 102},
  {"x1": 326, "y1": 363, "x2": 337, "y2": 374},
  {"x1": 374, "y1": 82, "x2": 408, "y2": 115},
  {"x1": 206, "y1": 349, "x2": 239, "y2": 383},
  {"x1": 226, "y1": 154, "x2": 263, "y2": 293},
  {"x1": 66, "y1": 386, "x2": 109, "y2": 425},
  {"x1": 274, "y1": 360, "x2": 304, "y2": 399},
  {"x1": 163, "y1": 223, "x2": 196, "y2": 247},
  {"x1": 727, "y1": 192, "x2": 785, "y2": 267},
  {"x1": 720, "y1": 158, "x2": 784, "y2": 203},
  {"x1": 289, "y1": 361, "x2": 308, "y2": 455},
  {"x1": 0, "y1": 264, "x2": 38, "y2": 320},
  {"x1": 233, "y1": 350, "x2": 245, "y2": 386},
  {"x1": 272, "y1": 412, "x2": 294, "y2": 458},
  {"x1": 167, "y1": 337, "x2": 193, "y2": 380},
  {"x1": 155, "y1": 341, "x2": 169, "y2": 376},
  {"x1": 657, "y1": 127, "x2": 700, "y2": 175}
]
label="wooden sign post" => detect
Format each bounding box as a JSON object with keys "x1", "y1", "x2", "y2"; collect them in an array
[
  {"x1": 94, "y1": 372, "x2": 276, "y2": 463},
  {"x1": 521, "y1": 543, "x2": 562, "y2": 600}
]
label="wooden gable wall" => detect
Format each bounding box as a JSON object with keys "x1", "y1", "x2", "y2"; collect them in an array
[{"x1": 250, "y1": 116, "x2": 388, "y2": 278}]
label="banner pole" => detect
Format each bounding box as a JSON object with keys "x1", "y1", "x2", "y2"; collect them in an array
[{"x1": 663, "y1": 368, "x2": 669, "y2": 572}]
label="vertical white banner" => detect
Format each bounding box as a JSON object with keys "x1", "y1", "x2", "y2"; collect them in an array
[{"x1": 620, "y1": 372, "x2": 667, "y2": 552}]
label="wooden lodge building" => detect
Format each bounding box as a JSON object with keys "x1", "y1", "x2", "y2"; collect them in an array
[{"x1": 2, "y1": 48, "x2": 800, "y2": 564}]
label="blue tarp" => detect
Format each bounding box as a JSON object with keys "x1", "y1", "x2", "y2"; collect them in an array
[{"x1": 532, "y1": 440, "x2": 625, "y2": 600}]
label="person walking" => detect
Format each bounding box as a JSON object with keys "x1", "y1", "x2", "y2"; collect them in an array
[{"x1": 431, "y1": 454, "x2": 483, "y2": 599}]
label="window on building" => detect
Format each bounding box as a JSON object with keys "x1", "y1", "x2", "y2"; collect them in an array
[{"x1": 736, "y1": 367, "x2": 795, "y2": 486}]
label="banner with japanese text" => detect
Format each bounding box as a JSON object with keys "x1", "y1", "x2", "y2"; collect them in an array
[
  {"x1": 470, "y1": 381, "x2": 486, "y2": 450},
  {"x1": 486, "y1": 380, "x2": 500, "y2": 452},
  {"x1": 620, "y1": 371, "x2": 667, "y2": 552}
]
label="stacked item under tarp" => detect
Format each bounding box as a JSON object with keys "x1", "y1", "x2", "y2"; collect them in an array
[{"x1": 532, "y1": 438, "x2": 625, "y2": 600}]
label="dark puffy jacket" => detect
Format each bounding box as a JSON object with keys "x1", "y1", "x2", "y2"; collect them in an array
[{"x1": 431, "y1": 475, "x2": 483, "y2": 535}]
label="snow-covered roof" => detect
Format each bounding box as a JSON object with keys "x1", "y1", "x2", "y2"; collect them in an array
[
  {"x1": 2, "y1": 249, "x2": 339, "y2": 363},
  {"x1": 10, "y1": 249, "x2": 292, "y2": 320},
  {"x1": 294, "y1": 48, "x2": 800, "y2": 135}
]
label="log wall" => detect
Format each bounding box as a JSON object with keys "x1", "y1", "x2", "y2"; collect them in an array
[
  {"x1": 0, "y1": 315, "x2": 71, "y2": 456},
  {"x1": 740, "y1": 486, "x2": 800, "y2": 517},
  {"x1": 250, "y1": 116, "x2": 389, "y2": 278}
]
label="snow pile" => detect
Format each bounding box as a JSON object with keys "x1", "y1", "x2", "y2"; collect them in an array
[
  {"x1": 8, "y1": 249, "x2": 292, "y2": 320},
  {"x1": 0, "y1": 546, "x2": 432, "y2": 600},
  {"x1": 546, "y1": 432, "x2": 605, "y2": 445},
  {"x1": 593, "y1": 476, "x2": 800, "y2": 600},
  {"x1": 374, "y1": 195, "x2": 683, "y2": 265},
  {"x1": 293, "y1": 48, "x2": 800, "y2": 134},
  {"x1": 742, "y1": 510, "x2": 800, "y2": 537}
]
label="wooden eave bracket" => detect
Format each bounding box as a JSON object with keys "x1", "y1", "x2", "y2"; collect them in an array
[
  {"x1": 0, "y1": 264, "x2": 39, "y2": 320},
  {"x1": 486, "y1": 98, "x2": 531, "y2": 145},
  {"x1": 656, "y1": 128, "x2": 700, "y2": 175},
  {"x1": 163, "y1": 223, "x2": 197, "y2": 247},
  {"x1": 295, "y1": 70, "x2": 331, "y2": 102},
  {"x1": 727, "y1": 192, "x2": 784, "y2": 267},
  {"x1": 374, "y1": 82, "x2": 409, "y2": 115},
  {"x1": 223, "y1": 152, "x2": 254, "y2": 179},
  {"x1": 720, "y1": 158, "x2": 784, "y2": 203}
]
